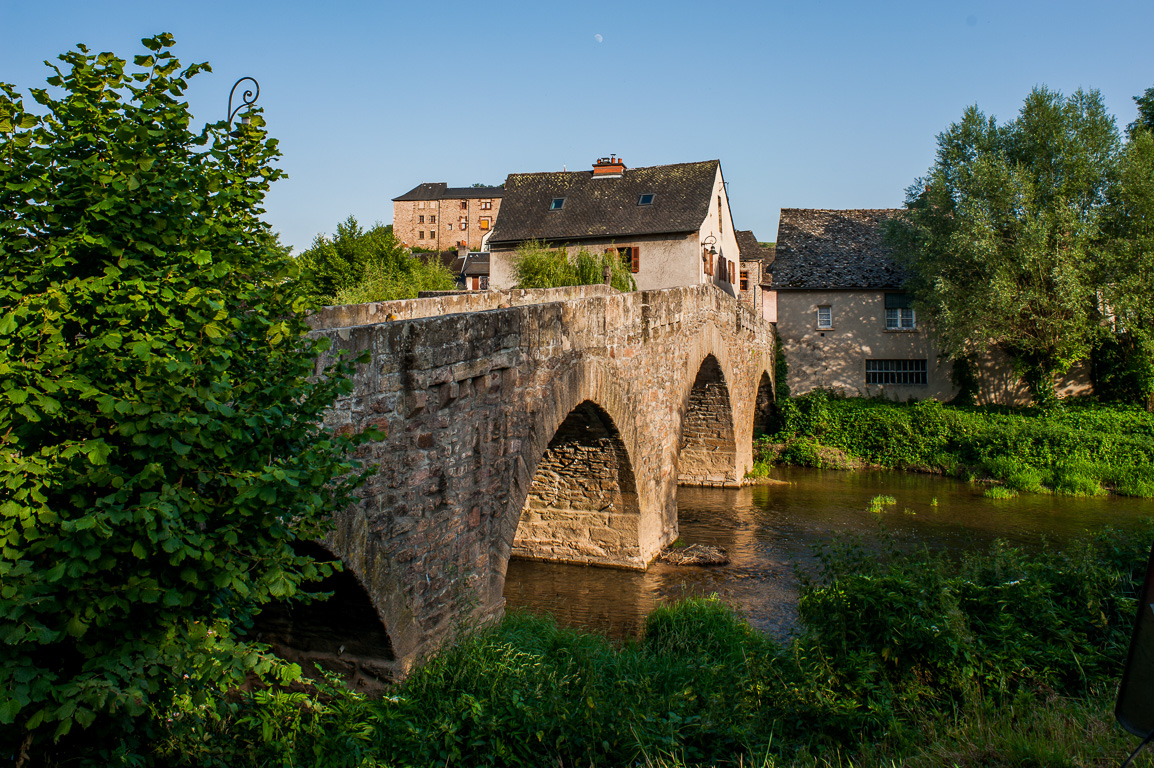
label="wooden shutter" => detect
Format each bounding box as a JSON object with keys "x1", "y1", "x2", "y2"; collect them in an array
[{"x1": 631, "y1": 246, "x2": 640, "y2": 273}]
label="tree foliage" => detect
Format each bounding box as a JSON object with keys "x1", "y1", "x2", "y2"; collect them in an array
[
  {"x1": 0, "y1": 35, "x2": 370, "y2": 760},
  {"x1": 295, "y1": 216, "x2": 455, "y2": 303},
  {"x1": 1099, "y1": 114, "x2": 1154, "y2": 407},
  {"x1": 886, "y1": 87, "x2": 1122, "y2": 404},
  {"x1": 511, "y1": 241, "x2": 637, "y2": 292}
]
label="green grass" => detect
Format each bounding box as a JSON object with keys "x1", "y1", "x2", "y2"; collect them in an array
[
  {"x1": 762, "y1": 394, "x2": 1154, "y2": 497},
  {"x1": 149, "y1": 524, "x2": 1153, "y2": 767}
]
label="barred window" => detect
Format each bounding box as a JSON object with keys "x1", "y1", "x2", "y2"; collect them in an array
[
  {"x1": 817, "y1": 306, "x2": 832, "y2": 329},
  {"x1": 866, "y1": 359, "x2": 927, "y2": 385}
]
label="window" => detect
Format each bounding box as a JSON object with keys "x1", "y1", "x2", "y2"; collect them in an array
[
  {"x1": 549, "y1": 198, "x2": 565, "y2": 210},
  {"x1": 614, "y1": 246, "x2": 640, "y2": 273},
  {"x1": 460, "y1": 217, "x2": 468, "y2": 229},
  {"x1": 480, "y1": 217, "x2": 491, "y2": 230},
  {"x1": 884, "y1": 293, "x2": 916, "y2": 329},
  {"x1": 460, "y1": 201, "x2": 468, "y2": 210},
  {"x1": 718, "y1": 195, "x2": 723, "y2": 233},
  {"x1": 637, "y1": 193, "x2": 655, "y2": 206},
  {"x1": 430, "y1": 215, "x2": 436, "y2": 224},
  {"x1": 418, "y1": 201, "x2": 425, "y2": 209},
  {"x1": 430, "y1": 229, "x2": 436, "y2": 238},
  {"x1": 429, "y1": 201, "x2": 437, "y2": 209},
  {"x1": 447, "y1": 223, "x2": 453, "y2": 230},
  {"x1": 729, "y1": 261, "x2": 735, "y2": 285},
  {"x1": 418, "y1": 215, "x2": 424, "y2": 224},
  {"x1": 740, "y1": 270, "x2": 749, "y2": 291},
  {"x1": 418, "y1": 230, "x2": 424, "y2": 239},
  {"x1": 866, "y1": 359, "x2": 928, "y2": 385},
  {"x1": 886, "y1": 308, "x2": 916, "y2": 329},
  {"x1": 480, "y1": 199, "x2": 492, "y2": 210},
  {"x1": 817, "y1": 306, "x2": 832, "y2": 329}
]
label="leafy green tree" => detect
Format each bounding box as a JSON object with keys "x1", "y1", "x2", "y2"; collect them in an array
[
  {"x1": 886, "y1": 87, "x2": 1120, "y2": 405},
  {"x1": 1127, "y1": 85, "x2": 1154, "y2": 139},
  {"x1": 0, "y1": 35, "x2": 370, "y2": 761},
  {"x1": 295, "y1": 216, "x2": 455, "y2": 303},
  {"x1": 1099, "y1": 127, "x2": 1154, "y2": 408},
  {"x1": 512, "y1": 241, "x2": 637, "y2": 292}
]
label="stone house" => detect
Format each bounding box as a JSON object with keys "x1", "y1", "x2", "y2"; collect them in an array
[
  {"x1": 766, "y1": 208, "x2": 1091, "y2": 404},
  {"x1": 392, "y1": 183, "x2": 504, "y2": 251},
  {"x1": 735, "y1": 230, "x2": 772, "y2": 316},
  {"x1": 486, "y1": 157, "x2": 741, "y2": 294}
]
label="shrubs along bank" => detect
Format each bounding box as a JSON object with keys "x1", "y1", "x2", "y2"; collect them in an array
[
  {"x1": 756, "y1": 393, "x2": 1154, "y2": 498},
  {"x1": 137, "y1": 526, "x2": 1151, "y2": 766}
]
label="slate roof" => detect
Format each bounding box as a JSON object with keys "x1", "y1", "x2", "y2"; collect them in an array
[
  {"x1": 393, "y1": 183, "x2": 504, "y2": 202},
  {"x1": 487, "y1": 160, "x2": 719, "y2": 244},
  {"x1": 736, "y1": 230, "x2": 771, "y2": 263},
  {"x1": 769, "y1": 208, "x2": 909, "y2": 290}
]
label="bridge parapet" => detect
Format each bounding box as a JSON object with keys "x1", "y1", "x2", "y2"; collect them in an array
[{"x1": 307, "y1": 284, "x2": 617, "y2": 329}]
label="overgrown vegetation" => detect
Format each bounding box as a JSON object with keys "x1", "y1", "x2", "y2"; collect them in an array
[
  {"x1": 143, "y1": 526, "x2": 1152, "y2": 767},
  {"x1": 512, "y1": 241, "x2": 637, "y2": 292},
  {"x1": 294, "y1": 216, "x2": 456, "y2": 304},
  {"x1": 0, "y1": 36, "x2": 372, "y2": 762},
  {"x1": 758, "y1": 392, "x2": 1154, "y2": 497}
]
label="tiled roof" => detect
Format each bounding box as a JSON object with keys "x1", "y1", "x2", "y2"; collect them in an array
[
  {"x1": 487, "y1": 160, "x2": 719, "y2": 244},
  {"x1": 393, "y1": 183, "x2": 504, "y2": 202},
  {"x1": 769, "y1": 208, "x2": 909, "y2": 289}
]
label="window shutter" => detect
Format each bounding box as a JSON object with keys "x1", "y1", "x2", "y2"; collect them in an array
[{"x1": 631, "y1": 246, "x2": 640, "y2": 273}]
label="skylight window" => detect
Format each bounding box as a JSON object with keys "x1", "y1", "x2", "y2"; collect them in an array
[
  {"x1": 549, "y1": 198, "x2": 565, "y2": 210},
  {"x1": 637, "y1": 193, "x2": 655, "y2": 206}
]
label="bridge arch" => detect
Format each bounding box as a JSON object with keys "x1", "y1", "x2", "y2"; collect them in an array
[
  {"x1": 249, "y1": 541, "x2": 397, "y2": 692},
  {"x1": 512, "y1": 399, "x2": 642, "y2": 566},
  {"x1": 753, "y1": 370, "x2": 774, "y2": 435},
  {"x1": 675, "y1": 322, "x2": 744, "y2": 486}
]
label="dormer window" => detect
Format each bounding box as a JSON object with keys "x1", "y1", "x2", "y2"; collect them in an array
[
  {"x1": 549, "y1": 198, "x2": 565, "y2": 211},
  {"x1": 637, "y1": 193, "x2": 655, "y2": 206}
]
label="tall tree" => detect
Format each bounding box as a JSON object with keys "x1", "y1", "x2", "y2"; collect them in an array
[
  {"x1": 886, "y1": 87, "x2": 1120, "y2": 404},
  {"x1": 1100, "y1": 121, "x2": 1154, "y2": 407},
  {"x1": 0, "y1": 36, "x2": 370, "y2": 761},
  {"x1": 295, "y1": 216, "x2": 455, "y2": 303}
]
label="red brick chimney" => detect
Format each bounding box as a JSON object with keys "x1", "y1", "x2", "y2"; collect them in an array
[{"x1": 592, "y1": 154, "x2": 626, "y2": 176}]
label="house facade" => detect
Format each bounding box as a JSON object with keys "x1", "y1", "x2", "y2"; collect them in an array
[
  {"x1": 767, "y1": 209, "x2": 955, "y2": 400},
  {"x1": 767, "y1": 208, "x2": 1091, "y2": 404},
  {"x1": 392, "y1": 183, "x2": 504, "y2": 251},
  {"x1": 486, "y1": 157, "x2": 740, "y2": 294}
]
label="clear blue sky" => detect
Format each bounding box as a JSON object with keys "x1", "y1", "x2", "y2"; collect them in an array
[{"x1": 2, "y1": 1, "x2": 1151, "y2": 253}]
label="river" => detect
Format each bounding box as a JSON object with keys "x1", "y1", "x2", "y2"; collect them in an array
[{"x1": 502, "y1": 467, "x2": 1154, "y2": 642}]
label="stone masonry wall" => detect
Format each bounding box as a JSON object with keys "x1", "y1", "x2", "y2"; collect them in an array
[
  {"x1": 514, "y1": 401, "x2": 641, "y2": 567},
  {"x1": 677, "y1": 356, "x2": 739, "y2": 486},
  {"x1": 308, "y1": 284, "x2": 774, "y2": 670}
]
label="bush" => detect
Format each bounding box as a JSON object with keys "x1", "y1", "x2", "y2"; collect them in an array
[
  {"x1": 512, "y1": 241, "x2": 636, "y2": 292},
  {"x1": 766, "y1": 394, "x2": 1154, "y2": 497},
  {"x1": 0, "y1": 36, "x2": 371, "y2": 761},
  {"x1": 151, "y1": 525, "x2": 1154, "y2": 766}
]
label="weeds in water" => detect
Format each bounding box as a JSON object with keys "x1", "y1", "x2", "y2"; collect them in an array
[
  {"x1": 868, "y1": 495, "x2": 898, "y2": 513},
  {"x1": 929, "y1": 497, "x2": 939, "y2": 507},
  {"x1": 984, "y1": 486, "x2": 1018, "y2": 499}
]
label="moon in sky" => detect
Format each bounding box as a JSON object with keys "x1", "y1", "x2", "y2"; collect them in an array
[{"x1": 594, "y1": 33, "x2": 603, "y2": 43}]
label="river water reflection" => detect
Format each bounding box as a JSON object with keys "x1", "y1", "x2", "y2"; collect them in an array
[{"x1": 503, "y1": 467, "x2": 1154, "y2": 642}]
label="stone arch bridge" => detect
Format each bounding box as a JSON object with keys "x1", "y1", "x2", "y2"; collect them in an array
[{"x1": 277, "y1": 284, "x2": 774, "y2": 686}]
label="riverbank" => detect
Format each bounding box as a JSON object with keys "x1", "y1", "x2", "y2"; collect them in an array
[
  {"x1": 150, "y1": 525, "x2": 1151, "y2": 767},
  {"x1": 752, "y1": 394, "x2": 1154, "y2": 498}
]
